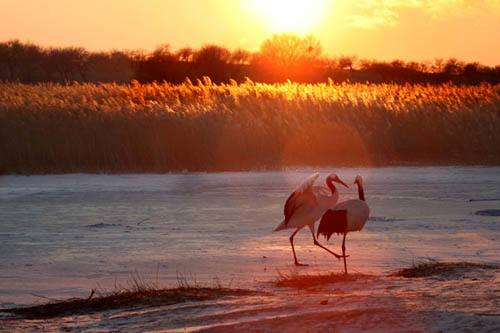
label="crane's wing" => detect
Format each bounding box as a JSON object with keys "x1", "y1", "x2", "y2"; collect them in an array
[
  {"x1": 295, "y1": 172, "x2": 319, "y2": 193},
  {"x1": 312, "y1": 185, "x2": 330, "y2": 197},
  {"x1": 283, "y1": 173, "x2": 320, "y2": 225},
  {"x1": 317, "y1": 209, "x2": 348, "y2": 241}
]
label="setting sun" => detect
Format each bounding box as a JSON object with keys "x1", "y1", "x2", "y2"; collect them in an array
[{"x1": 249, "y1": 0, "x2": 328, "y2": 33}]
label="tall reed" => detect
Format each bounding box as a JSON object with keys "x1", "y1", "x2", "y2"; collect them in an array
[{"x1": 1, "y1": 80, "x2": 499, "y2": 173}]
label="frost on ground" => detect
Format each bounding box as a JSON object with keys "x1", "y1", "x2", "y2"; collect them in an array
[{"x1": 0, "y1": 167, "x2": 499, "y2": 331}]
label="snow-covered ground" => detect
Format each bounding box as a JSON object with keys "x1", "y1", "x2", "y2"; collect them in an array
[{"x1": 1, "y1": 167, "x2": 499, "y2": 332}]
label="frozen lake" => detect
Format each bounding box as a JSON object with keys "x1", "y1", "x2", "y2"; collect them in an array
[{"x1": 1, "y1": 167, "x2": 499, "y2": 331}]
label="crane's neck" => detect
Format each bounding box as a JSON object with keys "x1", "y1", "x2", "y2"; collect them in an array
[
  {"x1": 356, "y1": 182, "x2": 365, "y2": 201},
  {"x1": 326, "y1": 178, "x2": 337, "y2": 196}
]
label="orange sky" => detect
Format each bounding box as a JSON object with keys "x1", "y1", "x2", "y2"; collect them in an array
[{"x1": 1, "y1": 0, "x2": 499, "y2": 65}]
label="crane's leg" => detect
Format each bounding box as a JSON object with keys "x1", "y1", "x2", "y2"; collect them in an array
[
  {"x1": 308, "y1": 225, "x2": 344, "y2": 260},
  {"x1": 290, "y1": 228, "x2": 308, "y2": 266},
  {"x1": 342, "y1": 233, "x2": 348, "y2": 275}
]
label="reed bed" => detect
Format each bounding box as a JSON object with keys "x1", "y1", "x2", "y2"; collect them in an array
[{"x1": 1, "y1": 80, "x2": 499, "y2": 173}]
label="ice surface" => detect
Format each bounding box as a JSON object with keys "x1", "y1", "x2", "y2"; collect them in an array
[{"x1": 1, "y1": 167, "x2": 499, "y2": 331}]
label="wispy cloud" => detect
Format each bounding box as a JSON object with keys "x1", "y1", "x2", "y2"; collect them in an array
[
  {"x1": 349, "y1": 8, "x2": 399, "y2": 29},
  {"x1": 345, "y1": 0, "x2": 500, "y2": 29}
]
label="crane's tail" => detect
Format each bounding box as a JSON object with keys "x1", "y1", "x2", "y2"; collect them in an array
[{"x1": 273, "y1": 220, "x2": 287, "y2": 232}]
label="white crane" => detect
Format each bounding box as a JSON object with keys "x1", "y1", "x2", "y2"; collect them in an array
[
  {"x1": 317, "y1": 175, "x2": 370, "y2": 274},
  {"x1": 274, "y1": 172, "x2": 349, "y2": 266}
]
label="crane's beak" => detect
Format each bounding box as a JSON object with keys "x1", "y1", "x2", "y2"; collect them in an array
[{"x1": 335, "y1": 177, "x2": 349, "y2": 188}]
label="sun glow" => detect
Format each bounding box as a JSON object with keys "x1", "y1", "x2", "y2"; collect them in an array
[{"x1": 250, "y1": 0, "x2": 328, "y2": 34}]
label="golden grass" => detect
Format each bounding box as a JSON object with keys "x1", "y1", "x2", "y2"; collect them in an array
[{"x1": 1, "y1": 80, "x2": 499, "y2": 173}]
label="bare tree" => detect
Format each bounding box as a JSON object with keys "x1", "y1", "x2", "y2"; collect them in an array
[
  {"x1": 176, "y1": 47, "x2": 194, "y2": 62},
  {"x1": 44, "y1": 47, "x2": 88, "y2": 82},
  {"x1": 194, "y1": 45, "x2": 231, "y2": 65},
  {"x1": 151, "y1": 44, "x2": 174, "y2": 61},
  {"x1": 87, "y1": 51, "x2": 133, "y2": 83},
  {"x1": 338, "y1": 56, "x2": 357, "y2": 71},
  {"x1": 443, "y1": 58, "x2": 464, "y2": 75},
  {"x1": 231, "y1": 49, "x2": 251, "y2": 65},
  {"x1": 432, "y1": 58, "x2": 445, "y2": 73},
  {"x1": 258, "y1": 33, "x2": 322, "y2": 68}
]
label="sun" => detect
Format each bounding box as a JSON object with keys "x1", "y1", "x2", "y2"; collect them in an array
[{"x1": 249, "y1": 0, "x2": 328, "y2": 34}]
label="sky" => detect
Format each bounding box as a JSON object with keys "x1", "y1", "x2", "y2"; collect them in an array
[{"x1": 1, "y1": 0, "x2": 499, "y2": 65}]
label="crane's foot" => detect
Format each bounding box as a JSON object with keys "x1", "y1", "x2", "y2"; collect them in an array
[
  {"x1": 294, "y1": 261, "x2": 309, "y2": 267},
  {"x1": 334, "y1": 254, "x2": 349, "y2": 260},
  {"x1": 333, "y1": 254, "x2": 350, "y2": 260}
]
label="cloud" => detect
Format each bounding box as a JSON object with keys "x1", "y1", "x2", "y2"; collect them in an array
[
  {"x1": 345, "y1": 0, "x2": 500, "y2": 29},
  {"x1": 349, "y1": 8, "x2": 399, "y2": 29},
  {"x1": 414, "y1": 0, "x2": 500, "y2": 18}
]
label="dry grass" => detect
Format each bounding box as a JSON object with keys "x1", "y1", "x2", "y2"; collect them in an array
[
  {"x1": 0, "y1": 273, "x2": 262, "y2": 320},
  {"x1": 390, "y1": 261, "x2": 499, "y2": 278},
  {"x1": 1, "y1": 80, "x2": 500, "y2": 173},
  {"x1": 275, "y1": 260, "x2": 500, "y2": 288},
  {"x1": 275, "y1": 270, "x2": 371, "y2": 289}
]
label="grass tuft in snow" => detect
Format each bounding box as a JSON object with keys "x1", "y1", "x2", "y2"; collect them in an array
[
  {"x1": 275, "y1": 271, "x2": 371, "y2": 289},
  {"x1": 0, "y1": 272, "x2": 263, "y2": 320},
  {"x1": 390, "y1": 261, "x2": 499, "y2": 278}
]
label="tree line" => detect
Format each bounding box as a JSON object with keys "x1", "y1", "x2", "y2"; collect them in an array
[{"x1": 1, "y1": 34, "x2": 499, "y2": 85}]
